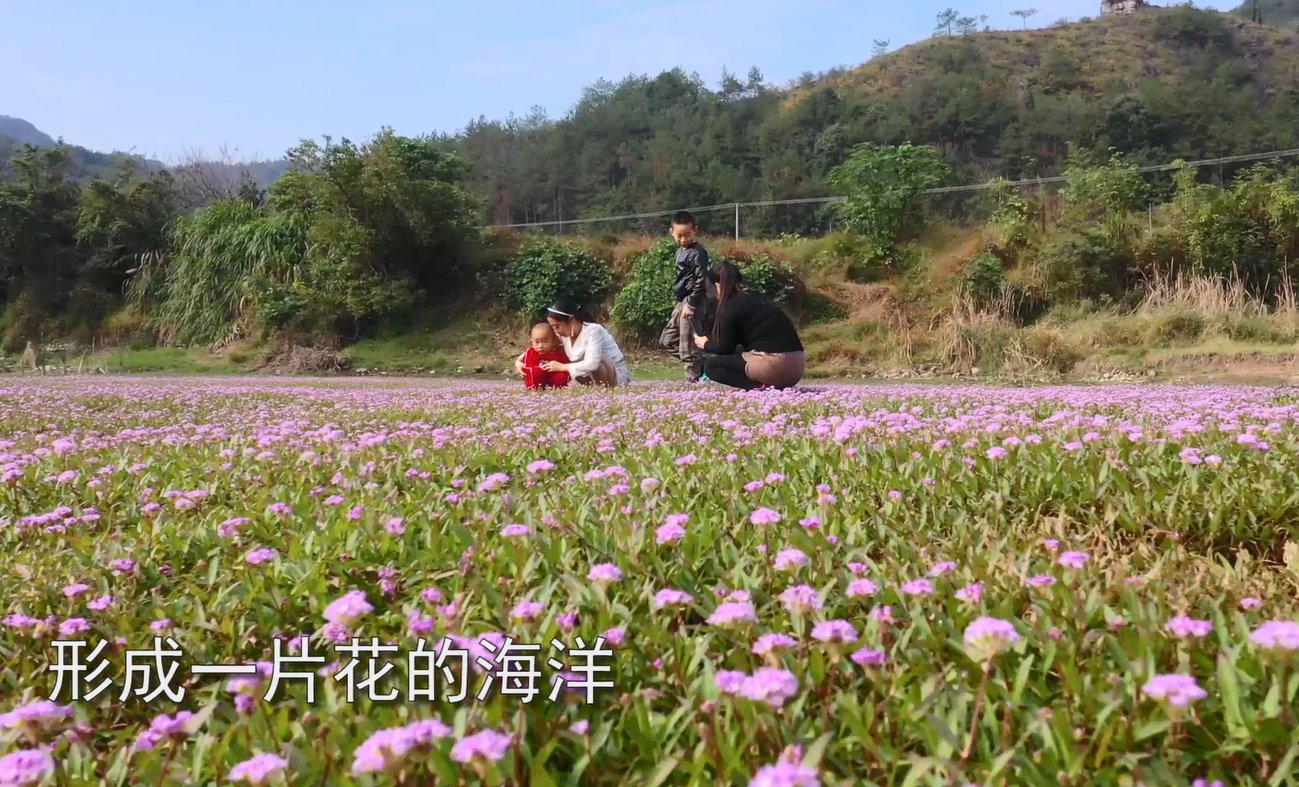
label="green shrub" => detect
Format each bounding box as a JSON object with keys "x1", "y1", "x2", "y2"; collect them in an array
[
  {"x1": 1146, "y1": 311, "x2": 1206, "y2": 345},
  {"x1": 736, "y1": 254, "x2": 798, "y2": 307},
  {"x1": 504, "y1": 236, "x2": 614, "y2": 319},
  {"x1": 1215, "y1": 314, "x2": 1295, "y2": 344},
  {"x1": 959, "y1": 252, "x2": 1005, "y2": 307},
  {"x1": 610, "y1": 238, "x2": 677, "y2": 339},
  {"x1": 1034, "y1": 228, "x2": 1135, "y2": 302},
  {"x1": 1022, "y1": 328, "x2": 1083, "y2": 374}
]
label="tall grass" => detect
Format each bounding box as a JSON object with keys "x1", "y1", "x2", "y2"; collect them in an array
[{"x1": 128, "y1": 202, "x2": 308, "y2": 347}]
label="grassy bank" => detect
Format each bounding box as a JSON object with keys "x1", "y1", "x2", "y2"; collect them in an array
[{"x1": 9, "y1": 224, "x2": 1299, "y2": 385}]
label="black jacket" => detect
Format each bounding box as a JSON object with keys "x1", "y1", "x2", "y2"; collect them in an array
[
  {"x1": 672, "y1": 243, "x2": 710, "y2": 313},
  {"x1": 703, "y1": 290, "x2": 804, "y2": 355}
]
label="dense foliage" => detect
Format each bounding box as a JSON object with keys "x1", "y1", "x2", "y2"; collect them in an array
[
  {"x1": 503, "y1": 237, "x2": 614, "y2": 320},
  {"x1": 2, "y1": 378, "x2": 1299, "y2": 784},
  {"x1": 443, "y1": 7, "x2": 1299, "y2": 235}
]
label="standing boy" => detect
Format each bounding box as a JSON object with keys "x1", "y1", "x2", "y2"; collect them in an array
[{"x1": 661, "y1": 210, "x2": 711, "y2": 382}]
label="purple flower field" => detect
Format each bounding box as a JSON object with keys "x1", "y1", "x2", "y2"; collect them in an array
[{"x1": 1, "y1": 376, "x2": 1298, "y2": 785}]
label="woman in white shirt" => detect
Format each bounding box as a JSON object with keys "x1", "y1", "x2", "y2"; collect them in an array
[{"x1": 514, "y1": 298, "x2": 631, "y2": 387}]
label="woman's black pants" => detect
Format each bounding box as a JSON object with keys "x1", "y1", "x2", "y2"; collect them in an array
[{"x1": 703, "y1": 354, "x2": 762, "y2": 390}]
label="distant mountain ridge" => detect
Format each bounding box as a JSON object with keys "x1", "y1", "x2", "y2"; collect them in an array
[
  {"x1": 0, "y1": 116, "x2": 55, "y2": 147},
  {"x1": 0, "y1": 115, "x2": 289, "y2": 188}
]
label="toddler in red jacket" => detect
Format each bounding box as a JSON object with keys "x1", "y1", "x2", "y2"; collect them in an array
[{"x1": 519, "y1": 322, "x2": 571, "y2": 389}]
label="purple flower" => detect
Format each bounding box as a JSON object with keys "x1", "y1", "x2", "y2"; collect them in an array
[
  {"x1": 963, "y1": 617, "x2": 1020, "y2": 660},
  {"x1": 323, "y1": 590, "x2": 372, "y2": 625},
  {"x1": 385, "y1": 517, "x2": 407, "y2": 535},
  {"x1": 87, "y1": 595, "x2": 114, "y2": 612},
  {"x1": 738, "y1": 668, "x2": 800, "y2": 707},
  {"x1": 135, "y1": 711, "x2": 193, "y2": 750},
  {"x1": 0, "y1": 748, "x2": 54, "y2": 786},
  {"x1": 752, "y1": 633, "x2": 798, "y2": 656},
  {"x1": 779, "y1": 585, "x2": 822, "y2": 613},
  {"x1": 526, "y1": 459, "x2": 554, "y2": 474},
  {"x1": 750, "y1": 508, "x2": 782, "y2": 526},
  {"x1": 510, "y1": 600, "x2": 544, "y2": 622},
  {"x1": 955, "y1": 583, "x2": 983, "y2": 604},
  {"x1": 500, "y1": 524, "x2": 530, "y2": 538},
  {"x1": 846, "y1": 578, "x2": 877, "y2": 598},
  {"x1": 1164, "y1": 615, "x2": 1212, "y2": 639},
  {"x1": 901, "y1": 579, "x2": 934, "y2": 596},
  {"x1": 811, "y1": 620, "x2": 858, "y2": 644},
  {"x1": 850, "y1": 647, "x2": 887, "y2": 667},
  {"x1": 653, "y1": 589, "x2": 693, "y2": 610},
  {"x1": 1249, "y1": 620, "x2": 1299, "y2": 652},
  {"x1": 587, "y1": 563, "x2": 622, "y2": 584},
  {"x1": 450, "y1": 729, "x2": 511, "y2": 764},
  {"x1": 477, "y1": 473, "x2": 510, "y2": 493},
  {"x1": 708, "y1": 602, "x2": 757, "y2": 627},
  {"x1": 749, "y1": 761, "x2": 820, "y2": 787},
  {"x1": 1141, "y1": 674, "x2": 1207, "y2": 707},
  {"x1": 0, "y1": 700, "x2": 71, "y2": 734},
  {"x1": 1024, "y1": 575, "x2": 1056, "y2": 588},
  {"x1": 774, "y1": 549, "x2": 809, "y2": 571},
  {"x1": 655, "y1": 522, "x2": 685, "y2": 544},
  {"x1": 61, "y1": 583, "x2": 89, "y2": 598},
  {"x1": 58, "y1": 618, "x2": 90, "y2": 637},
  {"x1": 1240, "y1": 597, "x2": 1263, "y2": 611},
  {"x1": 928, "y1": 561, "x2": 957, "y2": 577},
  {"x1": 569, "y1": 720, "x2": 590, "y2": 735},
  {"x1": 985, "y1": 446, "x2": 1007, "y2": 460},
  {"x1": 229, "y1": 752, "x2": 288, "y2": 784},
  {"x1": 715, "y1": 670, "x2": 747, "y2": 694},
  {"x1": 602, "y1": 627, "x2": 625, "y2": 647},
  {"x1": 244, "y1": 547, "x2": 278, "y2": 565},
  {"x1": 1057, "y1": 551, "x2": 1089, "y2": 569},
  {"x1": 352, "y1": 720, "x2": 452, "y2": 774}
]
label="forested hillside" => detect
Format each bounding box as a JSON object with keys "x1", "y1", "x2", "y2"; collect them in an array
[{"x1": 446, "y1": 6, "x2": 1299, "y2": 234}]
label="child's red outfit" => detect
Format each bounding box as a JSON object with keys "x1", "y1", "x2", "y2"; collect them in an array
[{"x1": 521, "y1": 347, "x2": 571, "y2": 389}]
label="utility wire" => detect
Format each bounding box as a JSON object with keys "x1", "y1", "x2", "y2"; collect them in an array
[{"x1": 487, "y1": 146, "x2": 1299, "y2": 230}]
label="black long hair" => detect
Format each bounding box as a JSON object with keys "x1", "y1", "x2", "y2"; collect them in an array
[{"x1": 706, "y1": 261, "x2": 744, "y2": 341}]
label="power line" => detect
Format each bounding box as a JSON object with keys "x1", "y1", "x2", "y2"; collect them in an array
[{"x1": 487, "y1": 146, "x2": 1299, "y2": 230}]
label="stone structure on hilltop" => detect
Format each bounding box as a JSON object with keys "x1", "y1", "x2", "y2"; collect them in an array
[{"x1": 1101, "y1": 0, "x2": 1149, "y2": 13}]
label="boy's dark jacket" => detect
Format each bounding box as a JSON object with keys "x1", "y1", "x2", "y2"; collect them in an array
[{"x1": 672, "y1": 243, "x2": 711, "y2": 332}]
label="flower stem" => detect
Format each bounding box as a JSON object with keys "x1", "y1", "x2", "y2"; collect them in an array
[
  {"x1": 155, "y1": 743, "x2": 178, "y2": 787},
  {"x1": 961, "y1": 662, "x2": 992, "y2": 762}
]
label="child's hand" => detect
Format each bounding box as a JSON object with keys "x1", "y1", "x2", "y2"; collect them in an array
[
  {"x1": 540, "y1": 360, "x2": 566, "y2": 373},
  {"x1": 692, "y1": 333, "x2": 708, "y2": 350}
]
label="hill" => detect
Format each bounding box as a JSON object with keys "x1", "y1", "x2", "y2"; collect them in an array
[
  {"x1": 1233, "y1": 0, "x2": 1299, "y2": 26},
  {"x1": 449, "y1": 5, "x2": 1299, "y2": 235},
  {"x1": 0, "y1": 117, "x2": 290, "y2": 188},
  {"x1": 0, "y1": 116, "x2": 54, "y2": 147}
]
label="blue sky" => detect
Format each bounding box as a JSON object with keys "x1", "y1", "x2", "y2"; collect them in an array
[{"x1": 0, "y1": 0, "x2": 1233, "y2": 163}]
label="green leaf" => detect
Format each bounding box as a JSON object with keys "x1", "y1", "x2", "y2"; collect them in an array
[
  {"x1": 1217, "y1": 651, "x2": 1250, "y2": 738},
  {"x1": 642, "y1": 756, "x2": 681, "y2": 787}
]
